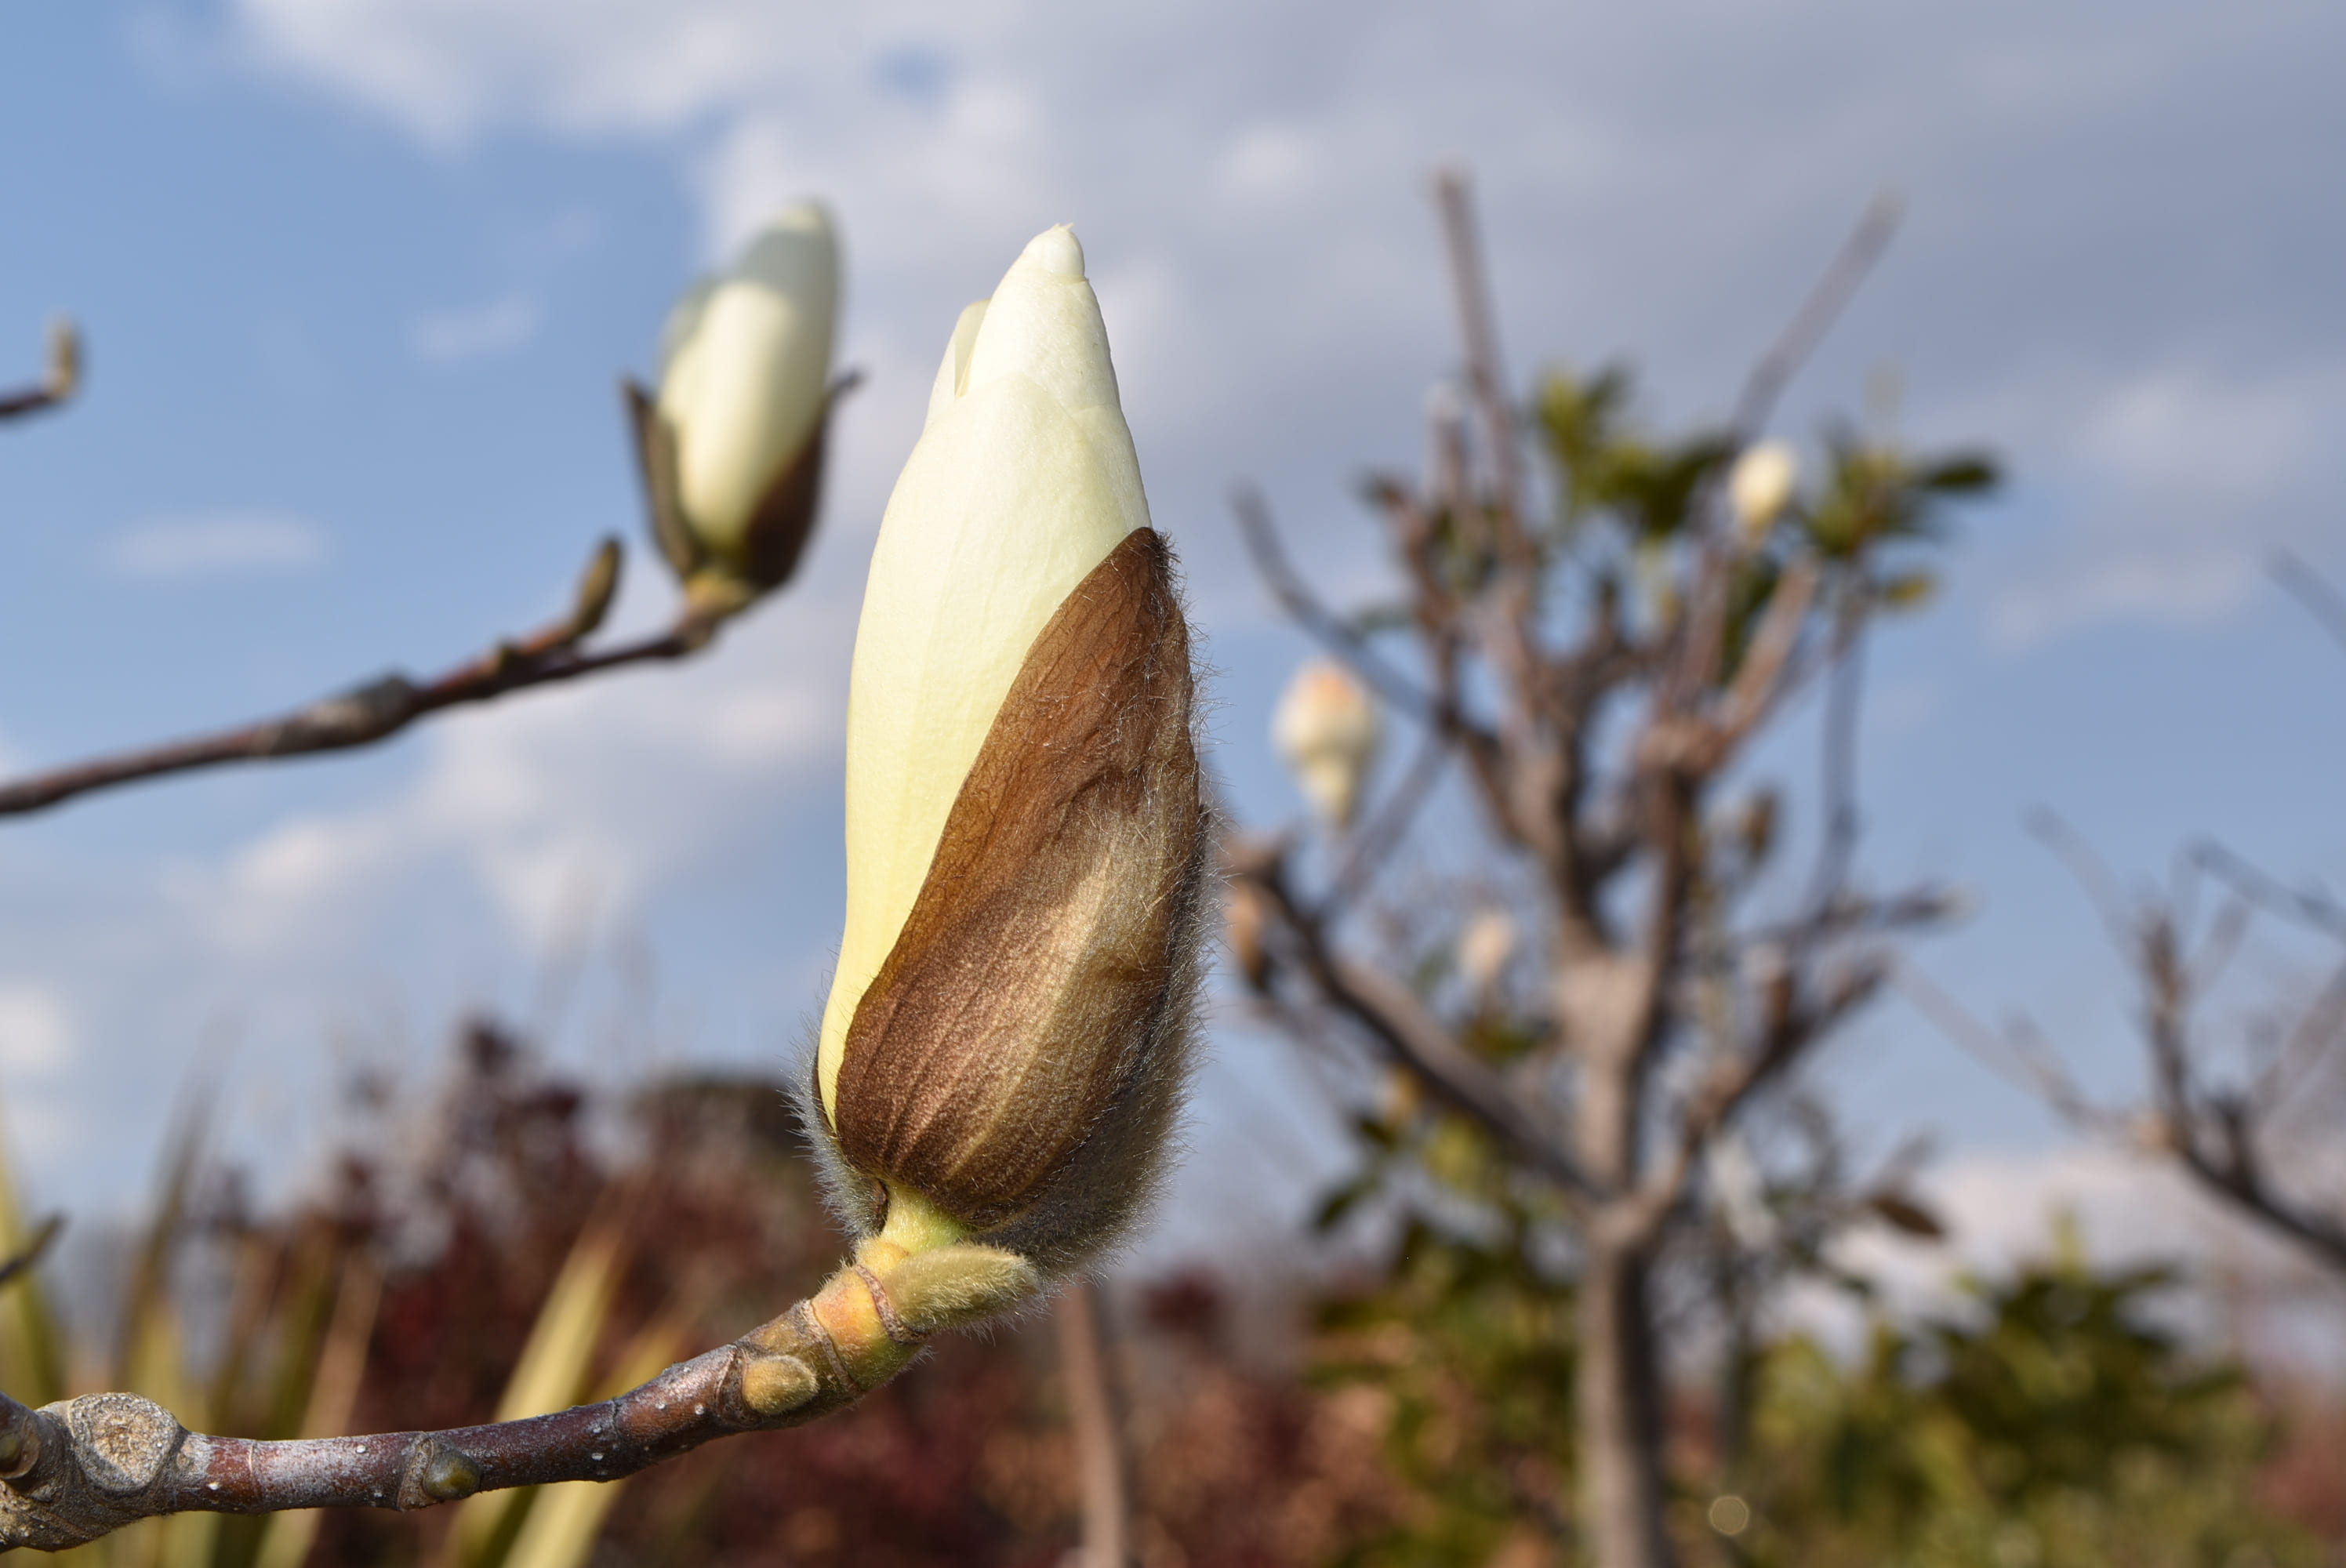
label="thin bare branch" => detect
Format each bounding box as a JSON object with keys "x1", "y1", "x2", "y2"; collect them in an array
[
  {"x1": 1894, "y1": 960, "x2": 2115, "y2": 1134},
  {"x1": 2272, "y1": 548, "x2": 2346, "y2": 660},
  {"x1": 1432, "y1": 168, "x2": 1528, "y2": 534},
  {"x1": 0, "y1": 538, "x2": 715, "y2": 820},
  {"x1": 1727, "y1": 194, "x2": 1902, "y2": 444},
  {"x1": 1056, "y1": 1279, "x2": 1130, "y2": 1568},
  {"x1": 0, "y1": 1249, "x2": 1022, "y2": 1550},
  {"x1": 1712, "y1": 556, "x2": 1821, "y2": 752},
  {"x1": 0, "y1": 1218, "x2": 62, "y2": 1294},
  {"x1": 0, "y1": 321, "x2": 78, "y2": 423},
  {"x1": 2028, "y1": 809, "x2": 2143, "y2": 957},
  {"x1": 1231, "y1": 485, "x2": 1451, "y2": 730},
  {"x1": 2253, "y1": 953, "x2": 2346, "y2": 1113},
  {"x1": 1321, "y1": 724, "x2": 1451, "y2": 917},
  {"x1": 1233, "y1": 854, "x2": 1598, "y2": 1201},
  {"x1": 1799, "y1": 592, "x2": 1869, "y2": 919},
  {"x1": 1669, "y1": 194, "x2": 1900, "y2": 712},
  {"x1": 2192, "y1": 839, "x2": 2346, "y2": 944}
]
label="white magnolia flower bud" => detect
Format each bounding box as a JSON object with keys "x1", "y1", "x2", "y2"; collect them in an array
[
  {"x1": 810, "y1": 226, "x2": 1205, "y2": 1274},
  {"x1": 1273, "y1": 659, "x2": 1380, "y2": 828},
  {"x1": 1727, "y1": 439, "x2": 1798, "y2": 545},
  {"x1": 644, "y1": 201, "x2": 840, "y2": 599},
  {"x1": 1457, "y1": 908, "x2": 1517, "y2": 999}
]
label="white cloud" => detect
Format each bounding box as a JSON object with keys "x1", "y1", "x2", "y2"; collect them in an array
[
  {"x1": 0, "y1": 984, "x2": 73, "y2": 1078},
  {"x1": 183, "y1": 579, "x2": 849, "y2": 960},
  {"x1": 1985, "y1": 360, "x2": 2346, "y2": 648},
  {"x1": 220, "y1": 0, "x2": 2346, "y2": 652},
  {"x1": 105, "y1": 513, "x2": 326, "y2": 578},
  {"x1": 230, "y1": 0, "x2": 808, "y2": 143},
  {"x1": 409, "y1": 294, "x2": 540, "y2": 362},
  {"x1": 1814, "y1": 1143, "x2": 2346, "y2": 1374}
]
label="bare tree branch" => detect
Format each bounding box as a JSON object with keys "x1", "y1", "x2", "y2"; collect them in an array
[
  {"x1": 1321, "y1": 724, "x2": 1451, "y2": 918},
  {"x1": 1727, "y1": 196, "x2": 1902, "y2": 444},
  {"x1": 2272, "y1": 548, "x2": 2346, "y2": 660},
  {"x1": 0, "y1": 538, "x2": 724, "y2": 819},
  {"x1": 1432, "y1": 168, "x2": 1528, "y2": 537},
  {"x1": 1232, "y1": 848, "x2": 1598, "y2": 1201},
  {"x1": 1231, "y1": 485, "x2": 1454, "y2": 731},
  {"x1": 1055, "y1": 1279, "x2": 1130, "y2": 1568},
  {"x1": 1894, "y1": 960, "x2": 2116, "y2": 1134},
  {"x1": 0, "y1": 1246, "x2": 1030, "y2": 1551},
  {"x1": 0, "y1": 321, "x2": 78, "y2": 423},
  {"x1": 0, "y1": 1217, "x2": 62, "y2": 1294},
  {"x1": 1799, "y1": 591, "x2": 1869, "y2": 919},
  {"x1": 2193, "y1": 838, "x2": 2346, "y2": 944},
  {"x1": 1669, "y1": 194, "x2": 1900, "y2": 713}
]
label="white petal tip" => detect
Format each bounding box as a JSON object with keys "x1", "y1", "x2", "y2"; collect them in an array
[
  {"x1": 1021, "y1": 224, "x2": 1085, "y2": 279},
  {"x1": 756, "y1": 201, "x2": 834, "y2": 245}
]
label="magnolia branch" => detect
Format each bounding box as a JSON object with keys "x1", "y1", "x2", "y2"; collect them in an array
[
  {"x1": 1231, "y1": 848, "x2": 1597, "y2": 1201},
  {"x1": 0, "y1": 1239, "x2": 1039, "y2": 1552},
  {"x1": 1670, "y1": 194, "x2": 1900, "y2": 712},
  {"x1": 0, "y1": 321, "x2": 78, "y2": 422},
  {"x1": 1230, "y1": 485, "x2": 1462, "y2": 736},
  {"x1": 1901, "y1": 943, "x2": 2346, "y2": 1279},
  {"x1": 0, "y1": 539, "x2": 728, "y2": 818}
]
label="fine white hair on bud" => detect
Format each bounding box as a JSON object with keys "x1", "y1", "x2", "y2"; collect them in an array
[
  {"x1": 1272, "y1": 659, "x2": 1381, "y2": 829},
  {"x1": 804, "y1": 224, "x2": 1208, "y2": 1277},
  {"x1": 1727, "y1": 439, "x2": 1799, "y2": 545},
  {"x1": 638, "y1": 200, "x2": 841, "y2": 601}
]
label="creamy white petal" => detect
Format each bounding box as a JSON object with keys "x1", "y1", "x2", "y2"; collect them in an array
[
  {"x1": 657, "y1": 201, "x2": 839, "y2": 557},
  {"x1": 819, "y1": 225, "x2": 1149, "y2": 1110}
]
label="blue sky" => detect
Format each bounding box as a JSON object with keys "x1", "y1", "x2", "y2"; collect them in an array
[{"x1": 1, "y1": 2, "x2": 2343, "y2": 1279}]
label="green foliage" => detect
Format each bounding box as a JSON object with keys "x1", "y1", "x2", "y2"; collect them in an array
[
  {"x1": 1732, "y1": 1242, "x2": 2315, "y2": 1567},
  {"x1": 1524, "y1": 364, "x2": 1997, "y2": 648},
  {"x1": 1313, "y1": 1217, "x2": 1575, "y2": 1566}
]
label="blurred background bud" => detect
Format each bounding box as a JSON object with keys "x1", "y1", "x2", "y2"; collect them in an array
[
  {"x1": 1272, "y1": 659, "x2": 1380, "y2": 828},
  {"x1": 1727, "y1": 437, "x2": 1799, "y2": 545},
  {"x1": 44, "y1": 318, "x2": 79, "y2": 403},
  {"x1": 1457, "y1": 907, "x2": 1516, "y2": 1001},
  {"x1": 636, "y1": 200, "x2": 841, "y2": 606},
  {"x1": 812, "y1": 226, "x2": 1204, "y2": 1274},
  {"x1": 1224, "y1": 881, "x2": 1271, "y2": 992}
]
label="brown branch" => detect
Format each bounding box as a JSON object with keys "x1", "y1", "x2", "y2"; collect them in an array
[
  {"x1": 1432, "y1": 168, "x2": 1528, "y2": 539},
  {"x1": 2272, "y1": 549, "x2": 2346, "y2": 661},
  {"x1": 0, "y1": 387, "x2": 64, "y2": 421},
  {"x1": 2192, "y1": 838, "x2": 2346, "y2": 945},
  {"x1": 1669, "y1": 194, "x2": 1901, "y2": 713},
  {"x1": 1320, "y1": 724, "x2": 1451, "y2": 917},
  {"x1": 0, "y1": 321, "x2": 78, "y2": 423},
  {"x1": 1797, "y1": 588, "x2": 1870, "y2": 920},
  {"x1": 0, "y1": 1244, "x2": 1037, "y2": 1551},
  {"x1": 1727, "y1": 195, "x2": 1901, "y2": 444},
  {"x1": 1709, "y1": 556, "x2": 1821, "y2": 756},
  {"x1": 1902, "y1": 943, "x2": 2346, "y2": 1279},
  {"x1": 1055, "y1": 1279, "x2": 1130, "y2": 1568},
  {"x1": 1633, "y1": 955, "x2": 1885, "y2": 1233},
  {"x1": 0, "y1": 1217, "x2": 62, "y2": 1294},
  {"x1": 1233, "y1": 851, "x2": 1598, "y2": 1201},
  {"x1": 1894, "y1": 960, "x2": 2118, "y2": 1134},
  {"x1": 0, "y1": 537, "x2": 723, "y2": 820},
  {"x1": 1429, "y1": 172, "x2": 1551, "y2": 806},
  {"x1": 1231, "y1": 485, "x2": 1454, "y2": 731}
]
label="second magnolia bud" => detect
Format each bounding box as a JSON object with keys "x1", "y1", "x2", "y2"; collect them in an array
[
  {"x1": 630, "y1": 201, "x2": 841, "y2": 612},
  {"x1": 1273, "y1": 659, "x2": 1380, "y2": 829}
]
